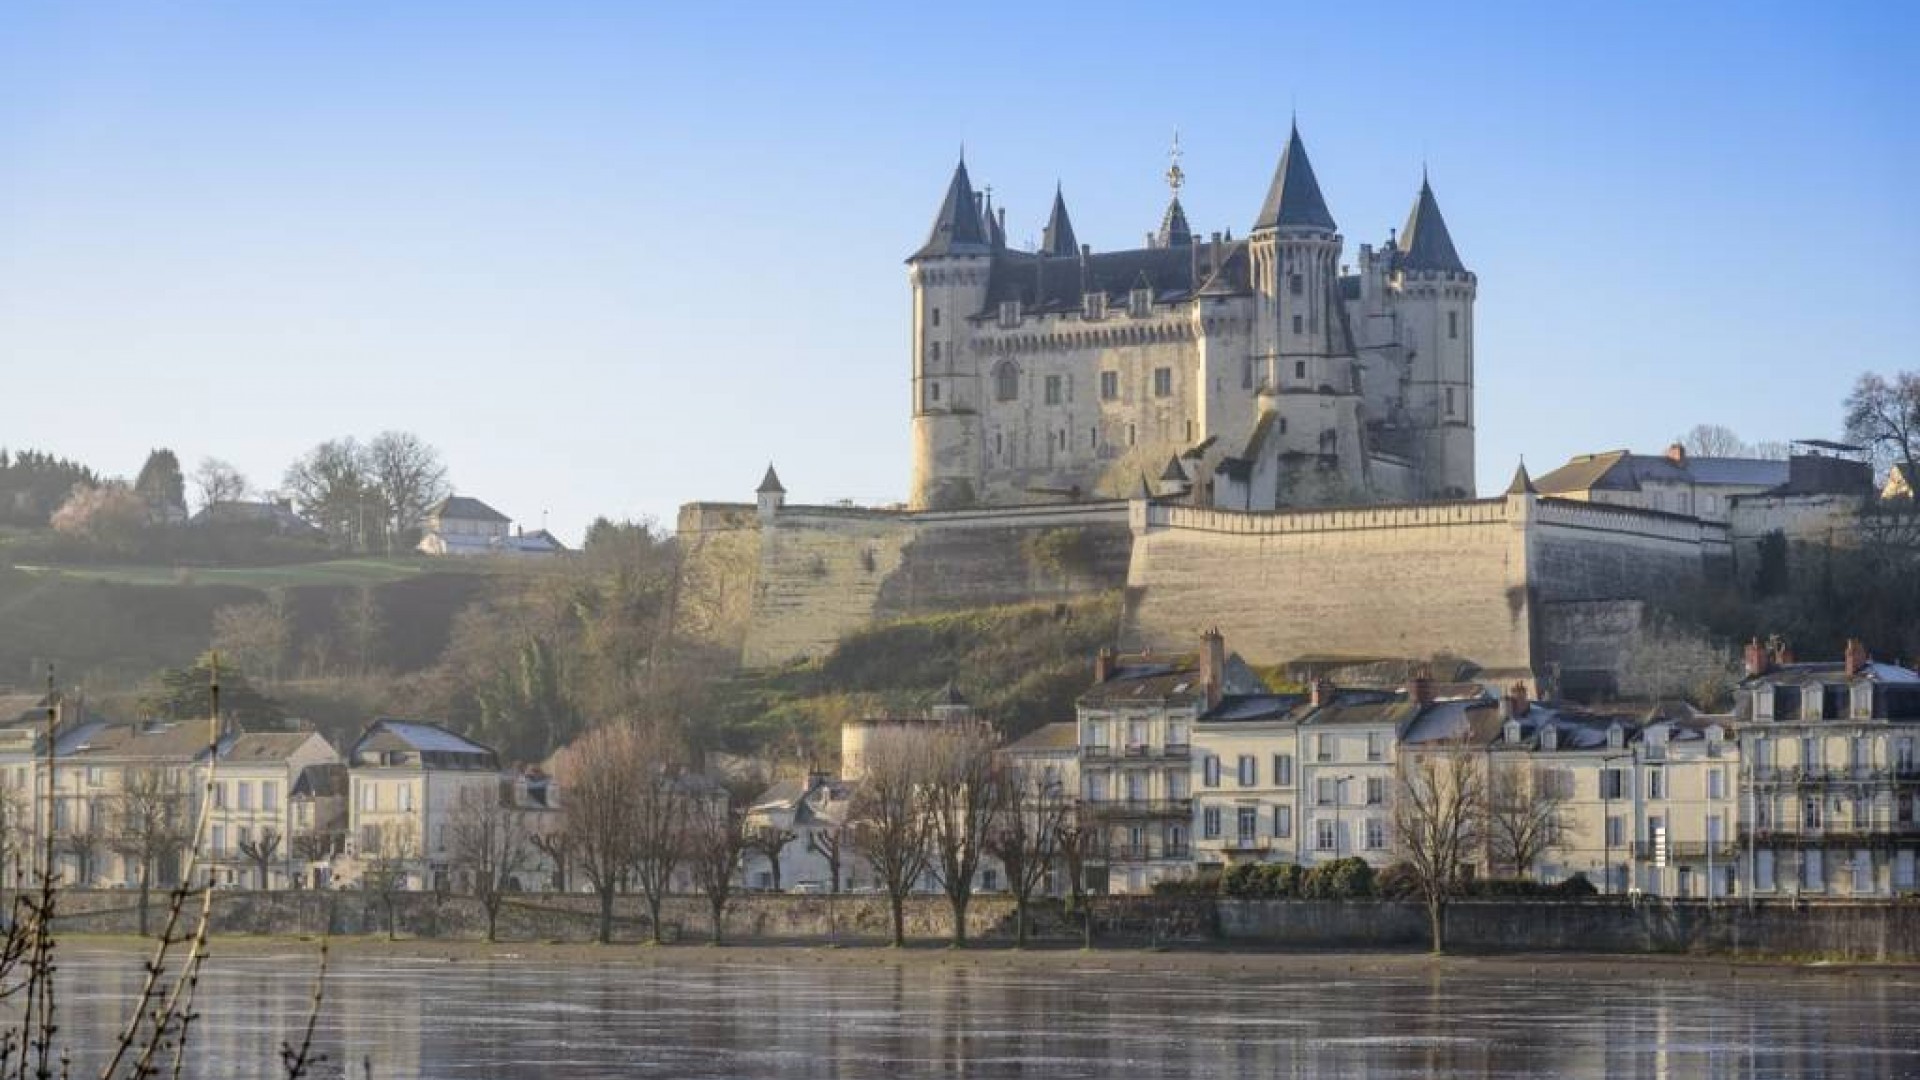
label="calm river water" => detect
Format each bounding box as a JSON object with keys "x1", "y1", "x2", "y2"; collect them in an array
[{"x1": 41, "y1": 945, "x2": 1920, "y2": 1078}]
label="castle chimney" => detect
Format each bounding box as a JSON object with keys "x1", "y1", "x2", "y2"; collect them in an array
[
  {"x1": 1772, "y1": 638, "x2": 1795, "y2": 668},
  {"x1": 1743, "y1": 637, "x2": 1771, "y2": 678},
  {"x1": 1198, "y1": 629, "x2": 1226, "y2": 710},
  {"x1": 1666, "y1": 442, "x2": 1687, "y2": 465},
  {"x1": 1507, "y1": 681, "x2": 1530, "y2": 719},
  {"x1": 1845, "y1": 637, "x2": 1871, "y2": 678},
  {"x1": 1310, "y1": 678, "x2": 1337, "y2": 709},
  {"x1": 1408, "y1": 665, "x2": 1435, "y2": 707},
  {"x1": 1094, "y1": 646, "x2": 1116, "y2": 685}
]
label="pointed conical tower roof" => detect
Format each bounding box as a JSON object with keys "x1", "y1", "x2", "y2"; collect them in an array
[
  {"x1": 1254, "y1": 123, "x2": 1337, "y2": 233},
  {"x1": 1157, "y1": 196, "x2": 1192, "y2": 247},
  {"x1": 757, "y1": 464, "x2": 786, "y2": 495},
  {"x1": 1041, "y1": 184, "x2": 1078, "y2": 257},
  {"x1": 1160, "y1": 455, "x2": 1188, "y2": 483},
  {"x1": 1505, "y1": 460, "x2": 1537, "y2": 496},
  {"x1": 1398, "y1": 174, "x2": 1466, "y2": 273},
  {"x1": 981, "y1": 189, "x2": 1007, "y2": 250},
  {"x1": 910, "y1": 156, "x2": 990, "y2": 261}
]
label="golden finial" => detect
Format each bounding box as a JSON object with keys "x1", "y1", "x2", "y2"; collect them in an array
[{"x1": 1165, "y1": 130, "x2": 1185, "y2": 197}]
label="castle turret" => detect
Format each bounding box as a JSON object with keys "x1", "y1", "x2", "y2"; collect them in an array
[
  {"x1": 756, "y1": 463, "x2": 786, "y2": 522},
  {"x1": 1041, "y1": 184, "x2": 1078, "y2": 258},
  {"x1": 1247, "y1": 123, "x2": 1368, "y2": 504},
  {"x1": 1395, "y1": 173, "x2": 1477, "y2": 498},
  {"x1": 909, "y1": 156, "x2": 994, "y2": 510}
]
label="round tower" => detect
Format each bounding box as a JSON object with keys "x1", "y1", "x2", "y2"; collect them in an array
[
  {"x1": 908, "y1": 156, "x2": 994, "y2": 511},
  {"x1": 1393, "y1": 173, "x2": 1477, "y2": 499}
]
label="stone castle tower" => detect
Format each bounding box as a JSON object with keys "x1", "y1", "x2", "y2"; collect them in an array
[{"x1": 907, "y1": 125, "x2": 1476, "y2": 512}]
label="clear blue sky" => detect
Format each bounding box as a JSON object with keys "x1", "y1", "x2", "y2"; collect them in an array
[{"x1": 2, "y1": 2, "x2": 1915, "y2": 542}]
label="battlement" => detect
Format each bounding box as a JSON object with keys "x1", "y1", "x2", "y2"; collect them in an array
[
  {"x1": 1535, "y1": 497, "x2": 1732, "y2": 549},
  {"x1": 1141, "y1": 498, "x2": 1509, "y2": 537}
]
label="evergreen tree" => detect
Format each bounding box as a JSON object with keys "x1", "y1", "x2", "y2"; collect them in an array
[
  {"x1": 140, "y1": 653, "x2": 286, "y2": 728},
  {"x1": 133, "y1": 448, "x2": 187, "y2": 519}
]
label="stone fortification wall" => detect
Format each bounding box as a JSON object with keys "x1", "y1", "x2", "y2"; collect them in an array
[
  {"x1": 675, "y1": 500, "x2": 1134, "y2": 670},
  {"x1": 1531, "y1": 499, "x2": 1728, "y2": 604},
  {"x1": 1124, "y1": 499, "x2": 1532, "y2": 671}
]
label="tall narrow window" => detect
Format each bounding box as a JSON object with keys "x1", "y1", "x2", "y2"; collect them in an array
[
  {"x1": 1153, "y1": 368, "x2": 1172, "y2": 398},
  {"x1": 1100, "y1": 371, "x2": 1119, "y2": 401},
  {"x1": 1446, "y1": 387, "x2": 1456, "y2": 416},
  {"x1": 1292, "y1": 314, "x2": 1304, "y2": 335},
  {"x1": 995, "y1": 362, "x2": 1020, "y2": 403},
  {"x1": 1045, "y1": 376, "x2": 1062, "y2": 405},
  {"x1": 1289, "y1": 273, "x2": 1303, "y2": 296},
  {"x1": 1448, "y1": 311, "x2": 1458, "y2": 339},
  {"x1": 931, "y1": 308, "x2": 940, "y2": 327}
]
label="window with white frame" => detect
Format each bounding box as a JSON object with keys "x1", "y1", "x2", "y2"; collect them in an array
[
  {"x1": 1365, "y1": 777, "x2": 1385, "y2": 805},
  {"x1": 1645, "y1": 767, "x2": 1665, "y2": 801},
  {"x1": 1086, "y1": 774, "x2": 1108, "y2": 802},
  {"x1": 1316, "y1": 733, "x2": 1332, "y2": 762},
  {"x1": 1853, "y1": 851, "x2": 1874, "y2": 893},
  {"x1": 1315, "y1": 819, "x2": 1337, "y2": 852},
  {"x1": 237, "y1": 781, "x2": 253, "y2": 811},
  {"x1": 1203, "y1": 756, "x2": 1221, "y2": 788},
  {"x1": 1366, "y1": 732, "x2": 1384, "y2": 762},
  {"x1": 1099, "y1": 371, "x2": 1118, "y2": 401},
  {"x1": 1708, "y1": 768, "x2": 1726, "y2": 801},
  {"x1": 1236, "y1": 808, "x2": 1258, "y2": 846},
  {"x1": 1237, "y1": 755, "x2": 1257, "y2": 787},
  {"x1": 1273, "y1": 754, "x2": 1293, "y2": 786},
  {"x1": 1202, "y1": 806, "x2": 1221, "y2": 839},
  {"x1": 1315, "y1": 777, "x2": 1337, "y2": 805},
  {"x1": 1273, "y1": 805, "x2": 1292, "y2": 838},
  {"x1": 1804, "y1": 849, "x2": 1825, "y2": 890},
  {"x1": 1365, "y1": 819, "x2": 1386, "y2": 850},
  {"x1": 263, "y1": 781, "x2": 278, "y2": 812}
]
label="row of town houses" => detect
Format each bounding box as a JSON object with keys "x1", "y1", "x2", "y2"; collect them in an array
[
  {"x1": 747, "y1": 635, "x2": 1920, "y2": 902},
  {"x1": 0, "y1": 703, "x2": 549, "y2": 893},
  {"x1": 2, "y1": 632, "x2": 1915, "y2": 903}
]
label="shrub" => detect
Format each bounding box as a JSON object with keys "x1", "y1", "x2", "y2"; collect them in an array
[
  {"x1": 1555, "y1": 872, "x2": 1598, "y2": 898},
  {"x1": 1375, "y1": 861, "x2": 1420, "y2": 900},
  {"x1": 1301, "y1": 857, "x2": 1374, "y2": 900}
]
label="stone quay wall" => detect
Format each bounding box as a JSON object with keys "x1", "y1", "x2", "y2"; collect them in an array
[{"x1": 46, "y1": 890, "x2": 1920, "y2": 960}]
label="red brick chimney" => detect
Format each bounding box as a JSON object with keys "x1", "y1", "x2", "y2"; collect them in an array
[
  {"x1": 1666, "y1": 442, "x2": 1687, "y2": 465},
  {"x1": 1743, "y1": 637, "x2": 1770, "y2": 678},
  {"x1": 1094, "y1": 646, "x2": 1115, "y2": 685},
  {"x1": 1507, "y1": 681, "x2": 1530, "y2": 718},
  {"x1": 1845, "y1": 638, "x2": 1871, "y2": 678},
  {"x1": 1311, "y1": 678, "x2": 1337, "y2": 708},
  {"x1": 1772, "y1": 638, "x2": 1796, "y2": 668},
  {"x1": 1198, "y1": 629, "x2": 1226, "y2": 710},
  {"x1": 1408, "y1": 664, "x2": 1435, "y2": 707}
]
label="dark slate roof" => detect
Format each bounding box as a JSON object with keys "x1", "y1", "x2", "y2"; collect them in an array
[
  {"x1": 222, "y1": 731, "x2": 323, "y2": 763},
  {"x1": 757, "y1": 464, "x2": 785, "y2": 494},
  {"x1": 1740, "y1": 662, "x2": 1920, "y2": 688},
  {"x1": 981, "y1": 243, "x2": 1223, "y2": 313},
  {"x1": 1397, "y1": 178, "x2": 1466, "y2": 273},
  {"x1": 1253, "y1": 124, "x2": 1337, "y2": 233},
  {"x1": 1200, "y1": 693, "x2": 1308, "y2": 724},
  {"x1": 426, "y1": 495, "x2": 510, "y2": 524},
  {"x1": 1160, "y1": 456, "x2": 1187, "y2": 482},
  {"x1": 982, "y1": 190, "x2": 1007, "y2": 250},
  {"x1": 1001, "y1": 722, "x2": 1079, "y2": 754},
  {"x1": 292, "y1": 761, "x2": 348, "y2": 798},
  {"x1": 1158, "y1": 196, "x2": 1192, "y2": 247},
  {"x1": 1506, "y1": 461, "x2": 1537, "y2": 496},
  {"x1": 910, "y1": 158, "x2": 991, "y2": 262},
  {"x1": 1533, "y1": 451, "x2": 1790, "y2": 496},
  {"x1": 1041, "y1": 186, "x2": 1078, "y2": 257}
]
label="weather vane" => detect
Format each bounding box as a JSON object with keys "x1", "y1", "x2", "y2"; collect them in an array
[{"x1": 1165, "y1": 130, "x2": 1185, "y2": 196}]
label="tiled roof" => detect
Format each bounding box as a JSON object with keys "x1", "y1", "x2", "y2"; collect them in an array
[
  {"x1": 1001, "y1": 722, "x2": 1079, "y2": 754},
  {"x1": 425, "y1": 495, "x2": 510, "y2": 524}
]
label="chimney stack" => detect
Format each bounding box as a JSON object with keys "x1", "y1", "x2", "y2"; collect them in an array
[
  {"x1": 1845, "y1": 637, "x2": 1871, "y2": 678},
  {"x1": 1094, "y1": 646, "x2": 1115, "y2": 685},
  {"x1": 1743, "y1": 637, "x2": 1771, "y2": 678},
  {"x1": 1771, "y1": 637, "x2": 1796, "y2": 668},
  {"x1": 1507, "y1": 681, "x2": 1530, "y2": 719},
  {"x1": 1408, "y1": 665, "x2": 1435, "y2": 707},
  {"x1": 1666, "y1": 442, "x2": 1687, "y2": 465},
  {"x1": 1310, "y1": 678, "x2": 1337, "y2": 709},
  {"x1": 1198, "y1": 629, "x2": 1226, "y2": 710}
]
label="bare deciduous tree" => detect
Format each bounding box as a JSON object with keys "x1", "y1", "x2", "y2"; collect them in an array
[
  {"x1": 365, "y1": 430, "x2": 451, "y2": 551},
  {"x1": 685, "y1": 790, "x2": 748, "y2": 945},
  {"x1": 630, "y1": 739, "x2": 693, "y2": 946},
  {"x1": 191, "y1": 457, "x2": 249, "y2": 513},
  {"x1": 925, "y1": 724, "x2": 1002, "y2": 946},
  {"x1": 530, "y1": 828, "x2": 574, "y2": 893},
  {"x1": 985, "y1": 762, "x2": 1071, "y2": 948},
  {"x1": 358, "y1": 820, "x2": 418, "y2": 941},
  {"x1": 448, "y1": 782, "x2": 535, "y2": 942},
  {"x1": 284, "y1": 438, "x2": 378, "y2": 549},
  {"x1": 1391, "y1": 745, "x2": 1488, "y2": 954},
  {"x1": 108, "y1": 768, "x2": 196, "y2": 937},
  {"x1": 1845, "y1": 370, "x2": 1920, "y2": 481},
  {"x1": 335, "y1": 585, "x2": 385, "y2": 678},
  {"x1": 554, "y1": 724, "x2": 645, "y2": 943},
  {"x1": 1055, "y1": 810, "x2": 1106, "y2": 949},
  {"x1": 848, "y1": 727, "x2": 934, "y2": 947},
  {"x1": 743, "y1": 822, "x2": 796, "y2": 892},
  {"x1": 212, "y1": 596, "x2": 293, "y2": 683},
  {"x1": 1679, "y1": 424, "x2": 1750, "y2": 458},
  {"x1": 809, "y1": 823, "x2": 847, "y2": 894},
  {"x1": 239, "y1": 827, "x2": 284, "y2": 891},
  {"x1": 1486, "y1": 762, "x2": 1570, "y2": 880}
]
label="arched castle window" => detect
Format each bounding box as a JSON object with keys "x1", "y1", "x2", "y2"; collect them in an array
[{"x1": 994, "y1": 362, "x2": 1021, "y2": 403}]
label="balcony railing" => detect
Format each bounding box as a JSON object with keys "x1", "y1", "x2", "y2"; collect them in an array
[
  {"x1": 1748, "y1": 766, "x2": 1920, "y2": 786},
  {"x1": 1632, "y1": 840, "x2": 1741, "y2": 860},
  {"x1": 1739, "y1": 822, "x2": 1920, "y2": 843},
  {"x1": 1112, "y1": 844, "x2": 1192, "y2": 862},
  {"x1": 1084, "y1": 798, "x2": 1193, "y2": 819}
]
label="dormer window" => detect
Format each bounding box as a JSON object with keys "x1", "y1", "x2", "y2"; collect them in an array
[
  {"x1": 1607, "y1": 725, "x2": 1625, "y2": 750},
  {"x1": 1805, "y1": 683, "x2": 1826, "y2": 720},
  {"x1": 999, "y1": 300, "x2": 1022, "y2": 328},
  {"x1": 1755, "y1": 685, "x2": 1775, "y2": 722},
  {"x1": 1852, "y1": 682, "x2": 1875, "y2": 719},
  {"x1": 1129, "y1": 287, "x2": 1152, "y2": 318},
  {"x1": 1504, "y1": 720, "x2": 1522, "y2": 744},
  {"x1": 1542, "y1": 727, "x2": 1559, "y2": 752},
  {"x1": 994, "y1": 362, "x2": 1021, "y2": 403},
  {"x1": 1083, "y1": 293, "x2": 1106, "y2": 320}
]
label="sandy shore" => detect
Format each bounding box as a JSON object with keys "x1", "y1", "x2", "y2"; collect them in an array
[{"x1": 60, "y1": 933, "x2": 1920, "y2": 981}]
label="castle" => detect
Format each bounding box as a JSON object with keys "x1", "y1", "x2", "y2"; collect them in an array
[{"x1": 908, "y1": 126, "x2": 1475, "y2": 512}]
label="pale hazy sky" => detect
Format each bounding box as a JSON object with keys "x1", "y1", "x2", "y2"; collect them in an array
[{"x1": 2, "y1": 2, "x2": 1915, "y2": 542}]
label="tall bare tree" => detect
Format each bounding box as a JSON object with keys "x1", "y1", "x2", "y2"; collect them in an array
[
  {"x1": 925, "y1": 724, "x2": 1002, "y2": 946},
  {"x1": 1486, "y1": 762, "x2": 1570, "y2": 880},
  {"x1": 530, "y1": 827, "x2": 574, "y2": 893},
  {"x1": 335, "y1": 585, "x2": 385, "y2": 678},
  {"x1": 283, "y1": 438, "x2": 378, "y2": 549},
  {"x1": 630, "y1": 744, "x2": 693, "y2": 946},
  {"x1": 211, "y1": 597, "x2": 293, "y2": 683},
  {"x1": 1055, "y1": 809, "x2": 1106, "y2": 949},
  {"x1": 685, "y1": 790, "x2": 748, "y2": 944},
  {"x1": 848, "y1": 727, "x2": 934, "y2": 947},
  {"x1": 1845, "y1": 370, "x2": 1920, "y2": 481},
  {"x1": 1392, "y1": 745, "x2": 1488, "y2": 954},
  {"x1": 0, "y1": 782, "x2": 27, "y2": 889},
  {"x1": 809, "y1": 823, "x2": 847, "y2": 894},
  {"x1": 554, "y1": 724, "x2": 644, "y2": 943},
  {"x1": 1678, "y1": 424, "x2": 1750, "y2": 458},
  {"x1": 191, "y1": 457, "x2": 249, "y2": 513},
  {"x1": 448, "y1": 782, "x2": 535, "y2": 943},
  {"x1": 109, "y1": 768, "x2": 196, "y2": 937},
  {"x1": 238, "y1": 827, "x2": 284, "y2": 891},
  {"x1": 985, "y1": 762, "x2": 1071, "y2": 948},
  {"x1": 365, "y1": 430, "x2": 451, "y2": 551}
]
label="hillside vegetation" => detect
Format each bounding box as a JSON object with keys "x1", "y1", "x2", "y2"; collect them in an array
[{"x1": 698, "y1": 594, "x2": 1125, "y2": 765}]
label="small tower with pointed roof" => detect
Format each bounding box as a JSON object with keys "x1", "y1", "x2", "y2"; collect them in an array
[
  {"x1": 1393, "y1": 171, "x2": 1478, "y2": 499},
  {"x1": 756, "y1": 463, "x2": 786, "y2": 522},
  {"x1": 908, "y1": 155, "x2": 996, "y2": 511}
]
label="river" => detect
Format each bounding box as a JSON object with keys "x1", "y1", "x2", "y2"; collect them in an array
[{"x1": 38, "y1": 945, "x2": 1920, "y2": 1078}]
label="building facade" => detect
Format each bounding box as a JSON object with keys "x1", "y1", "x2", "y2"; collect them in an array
[{"x1": 908, "y1": 126, "x2": 1476, "y2": 512}]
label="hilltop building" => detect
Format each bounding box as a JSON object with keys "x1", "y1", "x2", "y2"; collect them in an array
[{"x1": 908, "y1": 126, "x2": 1475, "y2": 511}]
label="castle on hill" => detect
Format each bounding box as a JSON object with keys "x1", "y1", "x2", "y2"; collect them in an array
[{"x1": 907, "y1": 125, "x2": 1476, "y2": 512}]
